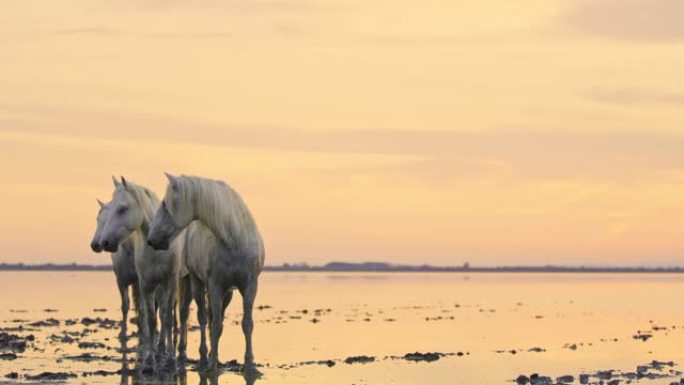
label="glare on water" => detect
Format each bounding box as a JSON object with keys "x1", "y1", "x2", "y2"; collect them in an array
[{"x1": 1, "y1": 271, "x2": 684, "y2": 385}]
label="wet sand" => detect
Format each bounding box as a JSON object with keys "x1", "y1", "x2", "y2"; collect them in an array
[{"x1": 1, "y1": 271, "x2": 684, "y2": 385}]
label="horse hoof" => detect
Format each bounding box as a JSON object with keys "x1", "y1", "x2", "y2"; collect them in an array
[
  {"x1": 195, "y1": 358, "x2": 209, "y2": 371},
  {"x1": 243, "y1": 364, "x2": 262, "y2": 378},
  {"x1": 163, "y1": 356, "x2": 177, "y2": 371},
  {"x1": 197, "y1": 366, "x2": 217, "y2": 374},
  {"x1": 140, "y1": 352, "x2": 155, "y2": 374},
  {"x1": 141, "y1": 360, "x2": 154, "y2": 375},
  {"x1": 203, "y1": 362, "x2": 219, "y2": 374},
  {"x1": 141, "y1": 366, "x2": 154, "y2": 375}
]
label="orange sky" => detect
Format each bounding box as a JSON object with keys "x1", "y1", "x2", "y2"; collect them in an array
[{"x1": 2, "y1": 0, "x2": 684, "y2": 266}]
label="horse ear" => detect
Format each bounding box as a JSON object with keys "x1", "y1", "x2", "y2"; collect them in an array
[
  {"x1": 96, "y1": 199, "x2": 105, "y2": 208},
  {"x1": 112, "y1": 176, "x2": 121, "y2": 187},
  {"x1": 121, "y1": 176, "x2": 129, "y2": 190},
  {"x1": 165, "y1": 172, "x2": 178, "y2": 187}
]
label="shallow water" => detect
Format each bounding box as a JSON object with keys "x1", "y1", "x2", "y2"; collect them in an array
[{"x1": 1, "y1": 271, "x2": 684, "y2": 384}]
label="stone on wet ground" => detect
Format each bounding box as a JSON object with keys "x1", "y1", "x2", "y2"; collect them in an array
[
  {"x1": 344, "y1": 355, "x2": 375, "y2": 364},
  {"x1": 0, "y1": 352, "x2": 18, "y2": 360},
  {"x1": 28, "y1": 318, "x2": 60, "y2": 327},
  {"x1": 25, "y1": 371, "x2": 78, "y2": 380},
  {"x1": 403, "y1": 352, "x2": 441, "y2": 362},
  {"x1": 0, "y1": 332, "x2": 33, "y2": 353},
  {"x1": 78, "y1": 341, "x2": 107, "y2": 349}
]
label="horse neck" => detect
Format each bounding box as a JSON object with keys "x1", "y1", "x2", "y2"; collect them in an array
[
  {"x1": 192, "y1": 184, "x2": 242, "y2": 247},
  {"x1": 128, "y1": 223, "x2": 152, "y2": 262},
  {"x1": 123, "y1": 188, "x2": 159, "y2": 262}
]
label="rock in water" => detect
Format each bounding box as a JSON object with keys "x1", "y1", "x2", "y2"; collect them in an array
[
  {"x1": 404, "y1": 352, "x2": 441, "y2": 362},
  {"x1": 0, "y1": 353, "x2": 17, "y2": 361},
  {"x1": 344, "y1": 355, "x2": 375, "y2": 364},
  {"x1": 25, "y1": 372, "x2": 77, "y2": 381},
  {"x1": 0, "y1": 332, "x2": 33, "y2": 353}
]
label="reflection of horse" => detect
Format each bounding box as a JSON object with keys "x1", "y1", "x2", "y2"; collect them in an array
[
  {"x1": 90, "y1": 187, "x2": 139, "y2": 341},
  {"x1": 119, "y1": 350, "x2": 254, "y2": 385},
  {"x1": 117, "y1": 334, "x2": 257, "y2": 385},
  {"x1": 148, "y1": 174, "x2": 265, "y2": 375},
  {"x1": 124, "y1": 368, "x2": 254, "y2": 385},
  {"x1": 100, "y1": 177, "x2": 186, "y2": 371}
]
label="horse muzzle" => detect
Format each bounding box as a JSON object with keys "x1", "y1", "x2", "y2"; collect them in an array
[
  {"x1": 90, "y1": 241, "x2": 103, "y2": 253},
  {"x1": 101, "y1": 239, "x2": 118, "y2": 253}
]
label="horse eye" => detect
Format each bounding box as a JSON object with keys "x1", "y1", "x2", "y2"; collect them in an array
[{"x1": 117, "y1": 206, "x2": 128, "y2": 215}]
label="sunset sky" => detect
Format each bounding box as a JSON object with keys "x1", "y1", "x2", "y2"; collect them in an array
[{"x1": 2, "y1": 0, "x2": 684, "y2": 266}]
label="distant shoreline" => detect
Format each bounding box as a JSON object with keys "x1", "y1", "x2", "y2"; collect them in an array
[{"x1": 1, "y1": 262, "x2": 683, "y2": 273}]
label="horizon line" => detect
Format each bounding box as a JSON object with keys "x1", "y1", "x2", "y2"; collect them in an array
[{"x1": 2, "y1": 261, "x2": 684, "y2": 273}]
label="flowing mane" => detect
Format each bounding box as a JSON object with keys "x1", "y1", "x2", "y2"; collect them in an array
[
  {"x1": 167, "y1": 175, "x2": 261, "y2": 252},
  {"x1": 119, "y1": 181, "x2": 160, "y2": 230}
]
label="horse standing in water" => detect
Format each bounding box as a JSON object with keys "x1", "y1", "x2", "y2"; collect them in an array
[
  {"x1": 99, "y1": 177, "x2": 187, "y2": 371},
  {"x1": 148, "y1": 174, "x2": 265, "y2": 374},
  {"x1": 90, "y1": 194, "x2": 139, "y2": 341}
]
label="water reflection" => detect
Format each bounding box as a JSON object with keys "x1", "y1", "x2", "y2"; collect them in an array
[
  {"x1": 7, "y1": 271, "x2": 684, "y2": 385},
  {"x1": 118, "y1": 362, "x2": 257, "y2": 385},
  {"x1": 116, "y1": 338, "x2": 257, "y2": 385}
]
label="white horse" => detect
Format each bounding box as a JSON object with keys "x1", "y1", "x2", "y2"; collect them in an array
[
  {"x1": 148, "y1": 174, "x2": 265, "y2": 374},
  {"x1": 99, "y1": 177, "x2": 186, "y2": 371},
  {"x1": 90, "y1": 195, "x2": 139, "y2": 341}
]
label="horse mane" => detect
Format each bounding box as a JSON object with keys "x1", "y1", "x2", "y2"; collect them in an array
[
  {"x1": 119, "y1": 181, "x2": 160, "y2": 229},
  {"x1": 169, "y1": 175, "x2": 260, "y2": 250}
]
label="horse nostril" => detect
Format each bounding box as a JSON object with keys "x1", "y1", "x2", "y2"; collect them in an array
[
  {"x1": 90, "y1": 242, "x2": 99, "y2": 252},
  {"x1": 102, "y1": 240, "x2": 109, "y2": 248}
]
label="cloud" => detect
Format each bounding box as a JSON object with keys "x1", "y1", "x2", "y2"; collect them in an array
[
  {"x1": 122, "y1": 0, "x2": 320, "y2": 14},
  {"x1": 564, "y1": 0, "x2": 684, "y2": 40},
  {"x1": 55, "y1": 27, "x2": 120, "y2": 36},
  {"x1": 3, "y1": 102, "x2": 684, "y2": 184},
  {"x1": 53, "y1": 27, "x2": 233, "y2": 40},
  {"x1": 588, "y1": 86, "x2": 684, "y2": 105}
]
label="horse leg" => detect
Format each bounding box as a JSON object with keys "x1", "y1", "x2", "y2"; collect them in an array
[
  {"x1": 157, "y1": 281, "x2": 177, "y2": 369},
  {"x1": 139, "y1": 283, "x2": 156, "y2": 372},
  {"x1": 117, "y1": 280, "x2": 129, "y2": 341},
  {"x1": 173, "y1": 303, "x2": 178, "y2": 349},
  {"x1": 156, "y1": 295, "x2": 168, "y2": 357},
  {"x1": 131, "y1": 283, "x2": 141, "y2": 333},
  {"x1": 152, "y1": 290, "x2": 161, "y2": 347},
  {"x1": 239, "y1": 279, "x2": 259, "y2": 374},
  {"x1": 177, "y1": 275, "x2": 192, "y2": 363},
  {"x1": 208, "y1": 279, "x2": 229, "y2": 371},
  {"x1": 191, "y1": 274, "x2": 209, "y2": 370}
]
